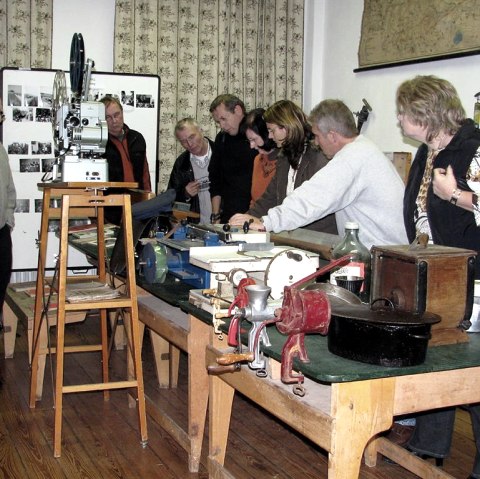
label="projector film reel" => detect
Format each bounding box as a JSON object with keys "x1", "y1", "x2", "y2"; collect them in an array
[{"x1": 69, "y1": 32, "x2": 85, "y2": 98}]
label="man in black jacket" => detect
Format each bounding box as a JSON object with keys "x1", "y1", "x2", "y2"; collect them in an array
[
  {"x1": 100, "y1": 95, "x2": 151, "y2": 191},
  {"x1": 168, "y1": 118, "x2": 214, "y2": 224},
  {"x1": 100, "y1": 95, "x2": 158, "y2": 226},
  {"x1": 209, "y1": 94, "x2": 256, "y2": 223},
  {"x1": 100, "y1": 95, "x2": 174, "y2": 273}
]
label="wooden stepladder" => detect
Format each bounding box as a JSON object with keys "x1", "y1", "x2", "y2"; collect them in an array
[{"x1": 29, "y1": 182, "x2": 147, "y2": 457}]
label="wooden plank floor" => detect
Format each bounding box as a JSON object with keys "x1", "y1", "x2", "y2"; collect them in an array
[{"x1": 0, "y1": 313, "x2": 477, "y2": 478}]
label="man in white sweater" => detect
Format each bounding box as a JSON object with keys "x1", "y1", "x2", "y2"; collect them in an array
[{"x1": 230, "y1": 99, "x2": 408, "y2": 248}]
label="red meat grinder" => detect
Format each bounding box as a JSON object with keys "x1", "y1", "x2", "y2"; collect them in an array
[{"x1": 210, "y1": 255, "x2": 352, "y2": 387}]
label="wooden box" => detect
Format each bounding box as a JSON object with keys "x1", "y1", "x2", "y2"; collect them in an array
[{"x1": 370, "y1": 244, "x2": 476, "y2": 346}]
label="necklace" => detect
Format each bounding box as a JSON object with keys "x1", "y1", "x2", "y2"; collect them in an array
[{"x1": 287, "y1": 149, "x2": 305, "y2": 195}]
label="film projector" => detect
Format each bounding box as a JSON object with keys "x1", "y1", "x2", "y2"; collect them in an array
[{"x1": 50, "y1": 33, "x2": 108, "y2": 182}]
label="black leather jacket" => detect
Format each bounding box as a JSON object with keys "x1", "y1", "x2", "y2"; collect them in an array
[
  {"x1": 167, "y1": 139, "x2": 214, "y2": 216},
  {"x1": 404, "y1": 119, "x2": 480, "y2": 277},
  {"x1": 208, "y1": 129, "x2": 256, "y2": 222},
  {"x1": 104, "y1": 124, "x2": 150, "y2": 189}
]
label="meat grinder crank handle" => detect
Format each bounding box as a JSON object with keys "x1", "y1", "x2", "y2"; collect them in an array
[
  {"x1": 216, "y1": 351, "x2": 255, "y2": 365},
  {"x1": 289, "y1": 253, "x2": 353, "y2": 290}
]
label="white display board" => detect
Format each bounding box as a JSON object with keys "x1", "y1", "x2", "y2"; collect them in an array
[{"x1": 1, "y1": 67, "x2": 160, "y2": 270}]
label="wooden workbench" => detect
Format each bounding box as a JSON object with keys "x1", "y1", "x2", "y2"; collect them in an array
[
  {"x1": 67, "y1": 228, "x2": 480, "y2": 477},
  {"x1": 204, "y1": 322, "x2": 480, "y2": 479}
]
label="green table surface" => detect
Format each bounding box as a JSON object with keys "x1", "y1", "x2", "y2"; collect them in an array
[
  {"x1": 72, "y1": 235, "x2": 480, "y2": 385},
  {"x1": 179, "y1": 299, "x2": 480, "y2": 384}
]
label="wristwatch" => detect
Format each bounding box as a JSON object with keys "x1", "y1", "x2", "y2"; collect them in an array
[{"x1": 450, "y1": 189, "x2": 462, "y2": 205}]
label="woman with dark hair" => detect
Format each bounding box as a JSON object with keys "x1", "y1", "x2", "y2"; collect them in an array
[
  {"x1": 242, "y1": 108, "x2": 278, "y2": 208},
  {"x1": 237, "y1": 100, "x2": 337, "y2": 234}
]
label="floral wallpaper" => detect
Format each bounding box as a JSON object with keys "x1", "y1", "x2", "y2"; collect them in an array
[
  {"x1": 114, "y1": 0, "x2": 304, "y2": 192},
  {"x1": 0, "y1": 0, "x2": 53, "y2": 68}
]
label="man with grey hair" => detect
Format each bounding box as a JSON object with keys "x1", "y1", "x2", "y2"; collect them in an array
[
  {"x1": 168, "y1": 118, "x2": 214, "y2": 224},
  {"x1": 230, "y1": 99, "x2": 408, "y2": 248}
]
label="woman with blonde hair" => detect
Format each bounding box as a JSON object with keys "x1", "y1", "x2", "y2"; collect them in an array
[{"x1": 398, "y1": 75, "x2": 480, "y2": 477}]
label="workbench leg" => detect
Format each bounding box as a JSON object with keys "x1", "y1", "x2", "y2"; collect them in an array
[
  {"x1": 3, "y1": 302, "x2": 18, "y2": 359},
  {"x1": 170, "y1": 344, "x2": 180, "y2": 388},
  {"x1": 149, "y1": 330, "x2": 170, "y2": 388},
  {"x1": 364, "y1": 436, "x2": 381, "y2": 466},
  {"x1": 329, "y1": 378, "x2": 395, "y2": 478},
  {"x1": 208, "y1": 373, "x2": 235, "y2": 475},
  {"x1": 187, "y1": 316, "x2": 210, "y2": 472}
]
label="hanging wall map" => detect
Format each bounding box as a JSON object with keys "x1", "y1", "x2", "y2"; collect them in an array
[{"x1": 357, "y1": 0, "x2": 480, "y2": 71}]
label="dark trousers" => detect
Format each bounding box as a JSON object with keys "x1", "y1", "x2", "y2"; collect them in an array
[
  {"x1": 130, "y1": 188, "x2": 176, "y2": 220},
  {"x1": 0, "y1": 224, "x2": 13, "y2": 315},
  {"x1": 408, "y1": 404, "x2": 480, "y2": 477}
]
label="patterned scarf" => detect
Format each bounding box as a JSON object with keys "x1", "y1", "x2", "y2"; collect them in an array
[{"x1": 414, "y1": 149, "x2": 438, "y2": 238}]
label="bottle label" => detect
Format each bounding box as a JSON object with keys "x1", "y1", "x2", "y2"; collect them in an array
[{"x1": 330, "y1": 262, "x2": 365, "y2": 285}]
